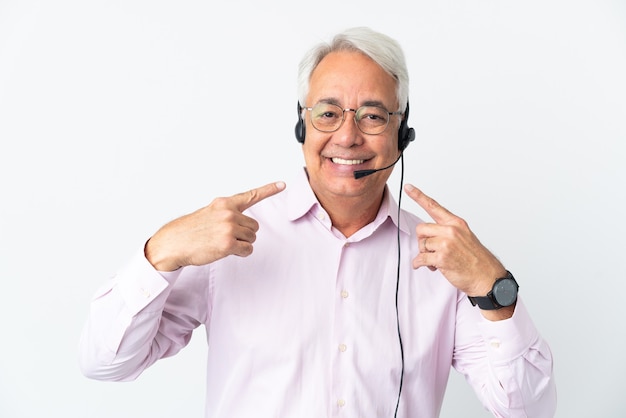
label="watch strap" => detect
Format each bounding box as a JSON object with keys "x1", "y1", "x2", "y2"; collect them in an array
[{"x1": 467, "y1": 294, "x2": 501, "y2": 310}]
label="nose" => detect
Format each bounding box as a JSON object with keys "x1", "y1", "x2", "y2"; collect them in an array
[{"x1": 333, "y1": 109, "x2": 363, "y2": 147}]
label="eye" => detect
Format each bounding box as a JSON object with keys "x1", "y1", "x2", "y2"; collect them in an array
[
  {"x1": 312, "y1": 104, "x2": 343, "y2": 122},
  {"x1": 357, "y1": 107, "x2": 388, "y2": 124},
  {"x1": 310, "y1": 103, "x2": 344, "y2": 131},
  {"x1": 320, "y1": 110, "x2": 340, "y2": 119},
  {"x1": 363, "y1": 113, "x2": 384, "y2": 121}
]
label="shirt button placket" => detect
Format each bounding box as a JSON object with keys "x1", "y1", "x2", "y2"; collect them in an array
[{"x1": 335, "y1": 240, "x2": 352, "y2": 415}]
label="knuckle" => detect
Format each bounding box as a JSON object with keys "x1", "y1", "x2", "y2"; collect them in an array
[
  {"x1": 217, "y1": 211, "x2": 237, "y2": 225},
  {"x1": 439, "y1": 239, "x2": 452, "y2": 255},
  {"x1": 226, "y1": 210, "x2": 240, "y2": 222},
  {"x1": 445, "y1": 223, "x2": 463, "y2": 239},
  {"x1": 240, "y1": 243, "x2": 254, "y2": 257},
  {"x1": 427, "y1": 197, "x2": 440, "y2": 209},
  {"x1": 212, "y1": 196, "x2": 229, "y2": 209},
  {"x1": 246, "y1": 189, "x2": 259, "y2": 202},
  {"x1": 249, "y1": 233, "x2": 257, "y2": 244},
  {"x1": 451, "y1": 216, "x2": 468, "y2": 229},
  {"x1": 459, "y1": 219, "x2": 469, "y2": 229},
  {"x1": 447, "y1": 226, "x2": 460, "y2": 240},
  {"x1": 217, "y1": 234, "x2": 235, "y2": 250}
]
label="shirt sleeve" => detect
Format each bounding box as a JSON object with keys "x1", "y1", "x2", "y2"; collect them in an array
[
  {"x1": 78, "y1": 248, "x2": 209, "y2": 382},
  {"x1": 452, "y1": 296, "x2": 557, "y2": 417}
]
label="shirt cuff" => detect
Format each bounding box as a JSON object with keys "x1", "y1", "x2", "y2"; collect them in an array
[
  {"x1": 476, "y1": 297, "x2": 540, "y2": 364},
  {"x1": 114, "y1": 248, "x2": 183, "y2": 315}
]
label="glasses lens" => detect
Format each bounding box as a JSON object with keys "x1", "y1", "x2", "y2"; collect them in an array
[
  {"x1": 355, "y1": 106, "x2": 389, "y2": 134},
  {"x1": 311, "y1": 103, "x2": 343, "y2": 132}
]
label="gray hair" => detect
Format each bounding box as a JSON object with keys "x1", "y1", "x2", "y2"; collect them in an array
[{"x1": 297, "y1": 27, "x2": 409, "y2": 113}]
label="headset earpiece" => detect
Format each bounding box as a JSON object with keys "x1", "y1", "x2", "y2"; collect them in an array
[
  {"x1": 295, "y1": 102, "x2": 306, "y2": 144},
  {"x1": 398, "y1": 102, "x2": 415, "y2": 151}
]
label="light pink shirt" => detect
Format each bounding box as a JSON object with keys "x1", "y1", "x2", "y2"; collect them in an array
[{"x1": 79, "y1": 169, "x2": 556, "y2": 417}]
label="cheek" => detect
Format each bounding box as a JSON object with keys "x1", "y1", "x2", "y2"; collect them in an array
[
  {"x1": 302, "y1": 132, "x2": 326, "y2": 158},
  {"x1": 301, "y1": 141, "x2": 321, "y2": 168},
  {"x1": 378, "y1": 135, "x2": 400, "y2": 159}
]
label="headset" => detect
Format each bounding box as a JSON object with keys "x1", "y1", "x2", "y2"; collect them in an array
[{"x1": 295, "y1": 102, "x2": 415, "y2": 151}]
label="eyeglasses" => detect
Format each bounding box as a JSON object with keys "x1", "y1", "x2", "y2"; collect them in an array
[{"x1": 302, "y1": 102, "x2": 403, "y2": 135}]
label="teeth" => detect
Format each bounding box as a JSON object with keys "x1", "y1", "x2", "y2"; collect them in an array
[{"x1": 331, "y1": 157, "x2": 364, "y2": 165}]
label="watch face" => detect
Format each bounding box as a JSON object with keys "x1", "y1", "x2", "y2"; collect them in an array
[{"x1": 493, "y1": 278, "x2": 518, "y2": 307}]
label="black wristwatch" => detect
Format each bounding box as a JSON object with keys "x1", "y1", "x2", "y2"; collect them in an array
[{"x1": 467, "y1": 270, "x2": 519, "y2": 310}]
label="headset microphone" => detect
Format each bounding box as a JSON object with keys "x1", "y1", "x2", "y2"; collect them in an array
[{"x1": 353, "y1": 153, "x2": 403, "y2": 179}]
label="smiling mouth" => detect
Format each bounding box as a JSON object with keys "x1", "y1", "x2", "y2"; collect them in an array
[{"x1": 331, "y1": 157, "x2": 365, "y2": 165}]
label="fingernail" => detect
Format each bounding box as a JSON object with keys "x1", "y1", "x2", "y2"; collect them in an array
[
  {"x1": 404, "y1": 183, "x2": 415, "y2": 192},
  {"x1": 275, "y1": 181, "x2": 286, "y2": 190}
]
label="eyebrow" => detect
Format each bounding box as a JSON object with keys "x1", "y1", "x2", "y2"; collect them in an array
[
  {"x1": 316, "y1": 97, "x2": 390, "y2": 109},
  {"x1": 317, "y1": 97, "x2": 341, "y2": 106},
  {"x1": 361, "y1": 100, "x2": 388, "y2": 109}
]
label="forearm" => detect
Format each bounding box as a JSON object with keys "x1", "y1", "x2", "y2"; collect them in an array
[
  {"x1": 78, "y1": 251, "x2": 179, "y2": 381},
  {"x1": 479, "y1": 336, "x2": 555, "y2": 417},
  {"x1": 79, "y1": 291, "x2": 164, "y2": 381},
  {"x1": 455, "y1": 300, "x2": 557, "y2": 417}
]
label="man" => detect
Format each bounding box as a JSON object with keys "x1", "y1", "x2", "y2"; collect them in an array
[{"x1": 80, "y1": 27, "x2": 556, "y2": 417}]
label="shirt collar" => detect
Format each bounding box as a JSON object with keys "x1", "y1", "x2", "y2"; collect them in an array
[
  {"x1": 285, "y1": 167, "x2": 319, "y2": 223},
  {"x1": 286, "y1": 167, "x2": 411, "y2": 236}
]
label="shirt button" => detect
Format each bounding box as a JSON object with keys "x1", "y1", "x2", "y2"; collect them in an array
[
  {"x1": 490, "y1": 340, "x2": 501, "y2": 348},
  {"x1": 339, "y1": 343, "x2": 347, "y2": 352},
  {"x1": 139, "y1": 287, "x2": 150, "y2": 298},
  {"x1": 341, "y1": 290, "x2": 349, "y2": 299},
  {"x1": 344, "y1": 242, "x2": 350, "y2": 247},
  {"x1": 337, "y1": 399, "x2": 346, "y2": 407}
]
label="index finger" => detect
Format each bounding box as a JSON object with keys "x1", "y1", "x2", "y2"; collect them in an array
[
  {"x1": 233, "y1": 181, "x2": 286, "y2": 211},
  {"x1": 404, "y1": 183, "x2": 456, "y2": 224}
]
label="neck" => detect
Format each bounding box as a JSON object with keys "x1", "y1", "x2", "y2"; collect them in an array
[{"x1": 316, "y1": 188, "x2": 386, "y2": 238}]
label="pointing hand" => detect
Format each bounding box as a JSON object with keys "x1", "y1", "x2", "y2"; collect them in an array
[
  {"x1": 404, "y1": 183, "x2": 506, "y2": 297},
  {"x1": 145, "y1": 182, "x2": 286, "y2": 271}
]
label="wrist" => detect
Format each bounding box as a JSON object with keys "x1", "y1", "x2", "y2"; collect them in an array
[
  {"x1": 467, "y1": 270, "x2": 518, "y2": 311},
  {"x1": 144, "y1": 238, "x2": 181, "y2": 272},
  {"x1": 467, "y1": 266, "x2": 507, "y2": 297}
]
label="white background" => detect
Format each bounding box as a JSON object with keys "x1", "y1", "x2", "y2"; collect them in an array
[{"x1": 1, "y1": 0, "x2": 625, "y2": 417}]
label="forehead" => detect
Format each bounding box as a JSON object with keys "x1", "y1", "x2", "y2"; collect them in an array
[{"x1": 307, "y1": 50, "x2": 398, "y2": 109}]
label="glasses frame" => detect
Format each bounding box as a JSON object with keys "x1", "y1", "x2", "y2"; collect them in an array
[{"x1": 302, "y1": 103, "x2": 404, "y2": 135}]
